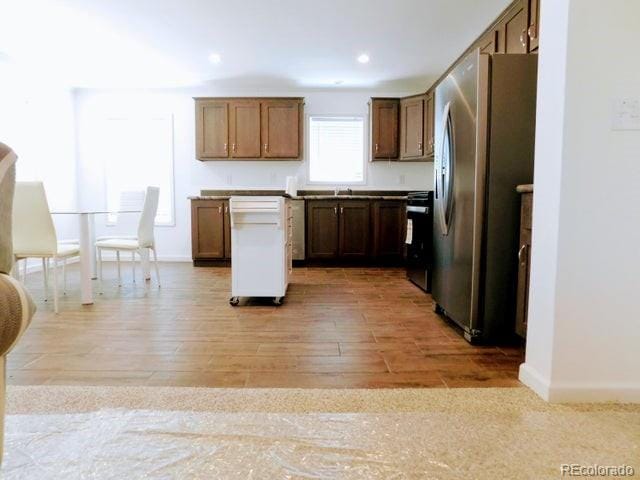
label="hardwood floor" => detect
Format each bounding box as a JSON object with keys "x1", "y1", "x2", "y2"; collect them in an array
[{"x1": 8, "y1": 263, "x2": 524, "y2": 388}]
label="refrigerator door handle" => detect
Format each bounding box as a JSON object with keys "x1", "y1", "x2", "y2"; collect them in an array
[{"x1": 436, "y1": 102, "x2": 452, "y2": 236}]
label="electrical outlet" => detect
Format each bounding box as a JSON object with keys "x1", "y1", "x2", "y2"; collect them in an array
[{"x1": 399, "y1": 174, "x2": 406, "y2": 185}]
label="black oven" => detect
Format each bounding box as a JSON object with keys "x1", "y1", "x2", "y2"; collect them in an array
[{"x1": 406, "y1": 191, "x2": 433, "y2": 292}]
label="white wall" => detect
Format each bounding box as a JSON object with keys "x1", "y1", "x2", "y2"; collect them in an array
[
  {"x1": 0, "y1": 62, "x2": 78, "y2": 249},
  {"x1": 520, "y1": 0, "x2": 640, "y2": 402},
  {"x1": 74, "y1": 88, "x2": 432, "y2": 260}
]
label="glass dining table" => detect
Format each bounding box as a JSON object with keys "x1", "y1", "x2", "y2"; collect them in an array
[{"x1": 50, "y1": 209, "x2": 142, "y2": 305}]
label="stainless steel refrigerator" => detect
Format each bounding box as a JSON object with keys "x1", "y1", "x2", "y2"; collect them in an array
[{"x1": 432, "y1": 49, "x2": 538, "y2": 343}]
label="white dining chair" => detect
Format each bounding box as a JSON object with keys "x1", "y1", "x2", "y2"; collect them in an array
[
  {"x1": 95, "y1": 186, "x2": 161, "y2": 290},
  {"x1": 96, "y1": 189, "x2": 145, "y2": 282},
  {"x1": 12, "y1": 181, "x2": 80, "y2": 313}
]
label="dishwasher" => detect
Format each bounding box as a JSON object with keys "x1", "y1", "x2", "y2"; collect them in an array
[{"x1": 228, "y1": 196, "x2": 292, "y2": 306}]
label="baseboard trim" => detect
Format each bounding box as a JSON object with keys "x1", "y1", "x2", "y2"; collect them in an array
[
  {"x1": 519, "y1": 363, "x2": 551, "y2": 400},
  {"x1": 98, "y1": 254, "x2": 191, "y2": 263},
  {"x1": 16, "y1": 255, "x2": 191, "y2": 274},
  {"x1": 520, "y1": 363, "x2": 640, "y2": 403}
]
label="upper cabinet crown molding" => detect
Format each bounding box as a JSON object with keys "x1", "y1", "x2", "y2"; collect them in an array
[{"x1": 194, "y1": 97, "x2": 303, "y2": 161}]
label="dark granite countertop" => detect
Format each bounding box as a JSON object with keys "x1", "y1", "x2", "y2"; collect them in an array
[{"x1": 189, "y1": 189, "x2": 411, "y2": 201}]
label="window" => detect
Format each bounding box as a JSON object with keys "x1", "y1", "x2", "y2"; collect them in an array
[
  {"x1": 308, "y1": 115, "x2": 365, "y2": 184},
  {"x1": 99, "y1": 115, "x2": 174, "y2": 225}
]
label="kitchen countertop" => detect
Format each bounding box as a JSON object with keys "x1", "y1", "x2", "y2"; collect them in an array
[
  {"x1": 516, "y1": 184, "x2": 534, "y2": 193},
  {"x1": 189, "y1": 189, "x2": 410, "y2": 201},
  {"x1": 189, "y1": 194, "x2": 408, "y2": 200}
]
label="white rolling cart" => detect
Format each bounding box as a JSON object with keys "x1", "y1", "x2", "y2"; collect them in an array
[{"x1": 228, "y1": 196, "x2": 292, "y2": 306}]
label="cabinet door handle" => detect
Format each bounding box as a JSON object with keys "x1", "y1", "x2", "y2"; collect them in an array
[
  {"x1": 223, "y1": 143, "x2": 228, "y2": 152},
  {"x1": 518, "y1": 244, "x2": 527, "y2": 264},
  {"x1": 224, "y1": 205, "x2": 228, "y2": 214},
  {"x1": 418, "y1": 142, "x2": 422, "y2": 151},
  {"x1": 232, "y1": 143, "x2": 237, "y2": 152},
  {"x1": 340, "y1": 207, "x2": 344, "y2": 214},
  {"x1": 520, "y1": 29, "x2": 527, "y2": 48},
  {"x1": 264, "y1": 143, "x2": 269, "y2": 152},
  {"x1": 375, "y1": 143, "x2": 379, "y2": 152},
  {"x1": 334, "y1": 207, "x2": 338, "y2": 215},
  {"x1": 528, "y1": 25, "x2": 537, "y2": 40},
  {"x1": 218, "y1": 205, "x2": 222, "y2": 214}
]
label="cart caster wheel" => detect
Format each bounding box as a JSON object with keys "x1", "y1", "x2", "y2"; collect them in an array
[
  {"x1": 434, "y1": 303, "x2": 444, "y2": 315},
  {"x1": 273, "y1": 297, "x2": 283, "y2": 306},
  {"x1": 229, "y1": 297, "x2": 240, "y2": 306}
]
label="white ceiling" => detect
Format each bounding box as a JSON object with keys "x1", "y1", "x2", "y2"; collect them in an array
[{"x1": 0, "y1": 0, "x2": 511, "y2": 90}]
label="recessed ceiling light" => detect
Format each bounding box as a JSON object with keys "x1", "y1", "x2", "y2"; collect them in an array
[
  {"x1": 208, "y1": 53, "x2": 222, "y2": 64},
  {"x1": 357, "y1": 53, "x2": 370, "y2": 64}
]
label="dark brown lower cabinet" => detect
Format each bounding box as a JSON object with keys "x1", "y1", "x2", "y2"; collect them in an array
[
  {"x1": 192, "y1": 198, "x2": 407, "y2": 265},
  {"x1": 306, "y1": 199, "x2": 405, "y2": 262},
  {"x1": 339, "y1": 201, "x2": 370, "y2": 259},
  {"x1": 191, "y1": 199, "x2": 231, "y2": 263},
  {"x1": 306, "y1": 200, "x2": 339, "y2": 259},
  {"x1": 515, "y1": 192, "x2": 532, "y2": 338},
  {"x1": 372, "y1": 201, "x2": 406, "y2": 259}
]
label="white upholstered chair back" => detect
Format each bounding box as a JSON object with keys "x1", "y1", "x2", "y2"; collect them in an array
[
  {"x1": 137, "y1": 186, "x2": 159, "y2": 248},
  {"x1": 109, "y1": 190, "x2": 145, "y2": 228},
  {"x1": 12, "y1": 182, "x2": 57, "y2": 256}
]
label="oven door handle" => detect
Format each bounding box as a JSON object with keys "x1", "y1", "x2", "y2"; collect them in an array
[{"x1": 406, "y1": 206, "x2": 430, "y2": 214}]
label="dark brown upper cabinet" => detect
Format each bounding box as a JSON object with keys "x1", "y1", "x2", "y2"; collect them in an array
[
  {"x1": 229, "y1": 100, "x2": 261, "y2": 158},
  {"x1": 194, "y1": 97, "x2": 303, "y2": 160},
  {"x1": 527, "y1": 0, "x2": 540, "y2": 51},
  {"x1": 196, "y1": 100, "x2": 229, "y2": 159},
  {"x1": 400, "y1": 95, "x2": 425, "y2": 160},
  {"x1": 371, "y1": 98, "x2": 399, "y2": 160},
  {"x1": 338, "y1": 201, "x2": 370, "y2": 259},
  {"x1": 499, "y1": 1, "x2": 528, "y2": 54},
  {"x1": 479, "y1": 30, "x2": 498, "y2": 55},
  {"x1": 424, "y1": 91, "x2": 435, "y2": 159},
  {"x1": 261, "y1": 99, "x2": 302, "y2": 158}
]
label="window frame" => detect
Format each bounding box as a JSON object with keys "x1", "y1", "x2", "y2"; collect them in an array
[
  {"x1": 305, "y1": 113, "x2": 367, "y2": 186},
  {"x1": 101, "y1": 114, "x2": 176, "y2": 228}
]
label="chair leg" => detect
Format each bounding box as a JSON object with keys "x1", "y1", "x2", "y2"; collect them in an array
[
  {"x1": 116, "y1": 250, "x2": 121, "y2": 287},
  {"x1": 151, "y1": 248, "x2": 161, "y2": 288},
  {"x1": 97, "y1": 248, "x2": 103, "y2": 294},
  {"x1": 52, "y1": 256, "x2": 59, "y2": 314},
  {"x1": 132, "y1": 251, "x2": 136, "y2": 284},
  {"x1": 62, "y1": 258, "x2": 67, "y2": 295},
  {"x1": 42, "y1": 258, "x2": 49, "y2": 301}
]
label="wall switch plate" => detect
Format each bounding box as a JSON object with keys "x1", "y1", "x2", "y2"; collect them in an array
[{"x1": 612, "y1": 98, "x2": 640, "y2": 130}]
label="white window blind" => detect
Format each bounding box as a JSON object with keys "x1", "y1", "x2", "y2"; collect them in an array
[
  {"x1": 99, "y1": 115, "x2": 174, "y2": 225},
  {"x1": 308, "y1": 115, "x2": 365, "y2": 184}
]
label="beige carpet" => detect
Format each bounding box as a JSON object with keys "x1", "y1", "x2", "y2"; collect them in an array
[{"x1": 4, "y1": 386, "x2": 639, "y2": 479}]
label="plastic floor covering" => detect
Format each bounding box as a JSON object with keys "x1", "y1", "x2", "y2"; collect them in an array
[{"x1": 3, "y1": 386, "x2": 639, "y2": 479}]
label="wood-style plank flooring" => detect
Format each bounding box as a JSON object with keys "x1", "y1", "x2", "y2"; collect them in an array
[{"x1": 8, "y1": 263, "x2": 524, "y2": 388}]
